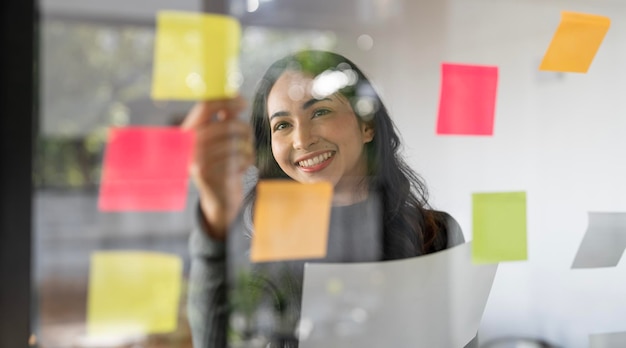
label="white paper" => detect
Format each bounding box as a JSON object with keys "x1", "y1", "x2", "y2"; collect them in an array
[{"x1": 299, "y1": 242, "x2": 497, "y2": 348}]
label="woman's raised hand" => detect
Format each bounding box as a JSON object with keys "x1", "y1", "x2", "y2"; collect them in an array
[{"x1": 181, "y1": 96, "x2": 254, "y2": 240}]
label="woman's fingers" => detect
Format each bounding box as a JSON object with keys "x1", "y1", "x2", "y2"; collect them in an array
[
  {"x1": 193, "y1": 118, "x2": 252, "y2": 145},
  {"x1": 192, "y1": 119, "x2": 253, "y2": 172},
  {"x1": 188, "y1": 118, "x2": 254, "y2": 219},
  {"x1": 191, "y1": 136, "x2": 254, "y2": 180},
  {"x1": 181, "y1": 96, "x2": 247, "y2": 130},
  {"x1": 189, "y1": 130, "x2": 253, "y2": 239},
  {"x1": 180, "y1": 96, "x2": 252, "y2": 237}
]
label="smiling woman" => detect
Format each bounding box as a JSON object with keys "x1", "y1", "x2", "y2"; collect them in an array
[
  {"x1": 267, "y1": 71, "x2": 374, "y2": 205},
  {"x1": 183, "y1": 50, "x2": 470, "y2": 348}
]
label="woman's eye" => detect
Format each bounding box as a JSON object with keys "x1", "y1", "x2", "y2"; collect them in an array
[
  {"x1": 273, "y1": 122, "x2": 290, "y2": 131},
  {"x1": 313, "y1": 108, "x2": 331, "y2": 118}
]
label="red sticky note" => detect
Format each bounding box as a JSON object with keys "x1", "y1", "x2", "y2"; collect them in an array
[
  {"x1": 98, "y1": 127, "x2": 194, "y2": 211},
  {"x1": 436, "y1": 63, "x2": 498, "y2": 136}
]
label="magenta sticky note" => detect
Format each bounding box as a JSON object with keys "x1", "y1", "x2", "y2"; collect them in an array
[
  {"x1": 98, "y1": 127, "x2": 194, "y2": 212},
  {"x1": 436, "y1": 63, "x2": 499, "y2": 136}
]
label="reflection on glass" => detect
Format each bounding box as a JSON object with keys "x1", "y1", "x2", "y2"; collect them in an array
[{"x1": 36, "y1": 17, "x2": 338, "y2": 348}]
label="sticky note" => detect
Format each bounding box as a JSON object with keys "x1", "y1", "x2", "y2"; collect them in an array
[
  {"x1": 472, "y1": 192, "x2": 527, "y2": 264},
  {"x1": 87, "y1": 251, "x2": 183, "y2": 337},
  {"x1": 251, "y1": 180, "x2": 333, "y2": 262},
  {"x1": 98, "y1": 127, "x2": 194, "y2": 212},
  {"x1": 436, "y1": 63, "x2": 498, "y2": 136},
  {"x1": 572, "y1": 212, "x2": 626, "y2": 268},
  {"x1": 539, "y1": 11, "x2": 611, "y2": 73},
  {"x1": 151, "y1": 11, "x2": 241, "y2": 100},
  {"x1": 300, "y1": 243, "x2": 497, "y2": 347}
]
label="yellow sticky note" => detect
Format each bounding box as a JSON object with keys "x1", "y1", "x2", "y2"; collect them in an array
[
  {"x1": 472, "y1": 192, "x2": 527, "y2": 264},
  {"x1": 87, "y1": 251, "x2": 183, "y2": 337},
  {"x1": 251, "y1": 180, "x2": 333, "y2": 262},
  {"x1": 539, "y1": 11, "x2": 610, "y2": 73},
  {"x1": 151, "y1": 11, "x2": 241, "y2": 100}
]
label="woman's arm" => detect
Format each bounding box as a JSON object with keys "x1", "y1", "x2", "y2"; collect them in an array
[
  {"x1": 187, "y1": 206, "x2": 228, "y2": 348},
  {"x1": 182, "y1": 98, "x2": 253, "y2": 347}
]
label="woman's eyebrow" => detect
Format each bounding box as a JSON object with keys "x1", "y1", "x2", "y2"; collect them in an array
[
  {"x1": 270, "y1": 97, "x2": 333, "y2": 120},
  {"x1": 269, "y1": 111, "x2": 290, "y2": 120},
  {"x1": 302, "y1": 97, "x2": 331, "y2": 110}
]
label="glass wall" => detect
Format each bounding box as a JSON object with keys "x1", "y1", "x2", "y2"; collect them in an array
[
  {"x1": 35, "y1": 15, "x2": 336, "y2": 348},
  {"x1": 33, "y1": 0, "x2": 626, "y2": 347}
]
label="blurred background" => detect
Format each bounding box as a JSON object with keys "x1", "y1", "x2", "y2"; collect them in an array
[{"x1": 30, "y1": 0, "x2": 626, "y2": 347}]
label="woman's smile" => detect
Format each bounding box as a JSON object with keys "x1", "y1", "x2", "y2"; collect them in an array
[{"x1": 295, "y1": 151, "x2": 336, "y2": 172}]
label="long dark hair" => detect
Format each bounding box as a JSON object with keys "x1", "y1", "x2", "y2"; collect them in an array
[{"x1": 247, "y1": 50, "x2": 443, "y2": 256}]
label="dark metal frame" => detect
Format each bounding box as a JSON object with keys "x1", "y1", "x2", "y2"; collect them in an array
[{"x1": 0, "y1": 0, "x2": 36, "y2": 347}]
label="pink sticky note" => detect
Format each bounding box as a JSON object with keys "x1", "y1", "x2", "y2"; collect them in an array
[
  {"x1": 98, "y1": 127, "x2": 194, "y2": 212},
  {"x1": 436, "y1": 63, "x2": 499, "y2": 136}
]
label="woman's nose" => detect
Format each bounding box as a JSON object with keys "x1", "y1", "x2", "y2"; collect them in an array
[{"x1": 292, "y1": 123, "x2": 319, "y2": 150}]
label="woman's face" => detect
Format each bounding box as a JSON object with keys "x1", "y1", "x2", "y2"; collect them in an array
[{"x1": 266, "y1": 71, "x2": 374, "y2": 196}]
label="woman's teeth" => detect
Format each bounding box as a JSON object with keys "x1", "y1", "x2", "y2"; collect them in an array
[{"x1": 298, "y1": 152, "x2": 333, "y2": 168}]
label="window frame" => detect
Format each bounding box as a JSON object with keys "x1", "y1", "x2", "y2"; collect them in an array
[{"x1": 0, "y1": 0, "x2": 36, "y2": 347}]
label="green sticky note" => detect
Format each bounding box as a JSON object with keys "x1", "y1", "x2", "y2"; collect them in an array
[
  {"x1": 151, "y1": 11, "x2": 241, "y2": 100},
  {"x1": 87, "y1": 251, "x2": 183, "y2": 337},
  {"x1": 472, "y1": 192, "x2": 527, "y2": 264}
]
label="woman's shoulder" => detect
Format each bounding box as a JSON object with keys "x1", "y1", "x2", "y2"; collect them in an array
[{"x1": 427, "y1": 209, "x2": 466, "y2": 252}]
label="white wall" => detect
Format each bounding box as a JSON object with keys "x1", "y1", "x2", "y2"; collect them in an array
[{"x1": 357, "y1": 0, "x2": 626, "y2": 346}]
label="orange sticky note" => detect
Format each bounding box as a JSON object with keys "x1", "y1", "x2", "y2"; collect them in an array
[
  {"x1": 251, "y1": 180, "x2": 333, "y2": 262},
  {"x1": 151, "y1": 11, "x2": 241, "y2": 100},
  {"x1": 539, "y1": 11, "x2": 610, "y2": 73},
  {"x1": 86, "y1": 251, "x2": 183, "y2": 337}
]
